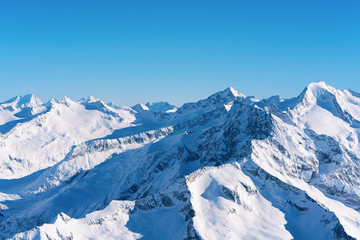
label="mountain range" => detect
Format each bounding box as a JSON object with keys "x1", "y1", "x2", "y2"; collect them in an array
[{"x1": 1, "y1": 82, "x2": 360, "y2": 239}]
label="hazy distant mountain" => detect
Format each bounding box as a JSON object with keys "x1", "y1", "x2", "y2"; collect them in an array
[{"x1": 1, "y1": 82, "x2": 360, "y2": 239}]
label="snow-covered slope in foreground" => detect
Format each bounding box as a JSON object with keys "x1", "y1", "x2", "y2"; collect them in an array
[{"x1": 1, "y1": 82, "x2": 360, "y2": 239}]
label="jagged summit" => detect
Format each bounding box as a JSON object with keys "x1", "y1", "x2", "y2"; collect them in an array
[
  {"x1": 0, "y1": 94, "x2": 47, "y2": 120},
  {"x1": 17, "y1": 94, "x2": 42, "y2": 106},
  {"x1": 78, "y1": 96, "x2": 100, "y2": 104},
  {"x1": 175, "y1": 86, "x2": 247, "y2": 115},
  {"x1": 225, "y1": 86, "x2": 246, "y2": 98},
  {"x1": 59, "y1": 96, "x2": 74, "y2": 103},
  {"x1": 78, "y1": 96, "x2": 107, "y2": 109},
  {"x1": 0, "y1": 94, "x2": 42, "y2": 109},
  {"x1": 131, "y1": 103, "x2": 150, "y2": 112},
  {"x1": 208, "y1": 86, "x2": 246, "y2": 102}
]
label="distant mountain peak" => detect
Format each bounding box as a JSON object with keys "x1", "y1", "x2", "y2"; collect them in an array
[
  {"x1": 132, "y1": 103, "x2": 150, "y2": 112},
  {"x1": 19, "y1": 94, "x2": 41, "y2": 105},
  {"x1": 60, "y1": 96, "x2": 73, "y2": 102},
  {"x1": 145, "y1": 101, "x2": 176, "y2": 112},
  {"x1": 132, "y1": 101, "x2": 176, "y2": 112},
  {"x1": 78, "y1": 96, "x2": 101, "y2": 104},
  {"x1": 0, "y1": 94, "x2": 43, "y2": 115},
  {"x1": 1, "y1": 94, "x2": 42, "y2": 107}
]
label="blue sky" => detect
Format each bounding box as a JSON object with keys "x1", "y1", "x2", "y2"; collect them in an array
[{"x1": 0, "y1": 0, "x2": 359, "y2": 106}]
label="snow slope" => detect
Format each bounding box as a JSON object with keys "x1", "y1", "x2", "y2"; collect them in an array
[{"x1": 1, "y1": 82, "x2": 360, "y2": 239}]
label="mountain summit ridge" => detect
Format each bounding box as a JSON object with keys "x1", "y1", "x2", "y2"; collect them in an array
[{"x1": 1, "y1": 82, "x2": 360, "y2": 239}]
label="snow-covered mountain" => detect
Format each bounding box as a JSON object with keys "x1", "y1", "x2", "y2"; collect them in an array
[{"x1": 1, "y1": 82, "x2": 360, "y2": 239}]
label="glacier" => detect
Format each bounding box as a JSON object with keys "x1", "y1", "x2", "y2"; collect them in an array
[{"x1": 0, "y1": 82, "x2": 360, "y2": 239}]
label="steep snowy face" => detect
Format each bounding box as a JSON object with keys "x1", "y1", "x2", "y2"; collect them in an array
[
  {"x1": 1, "y1": 83, "x2": 360, "y2": 239},
  {"x1": 278, "y1": 82, "x2": 360, "y2": 212}
]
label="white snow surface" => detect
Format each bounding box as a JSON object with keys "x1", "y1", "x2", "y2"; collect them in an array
[
  {"x1": 1, "y1": 82, "x2": 360, "y2": 239},
  {"x1": 187, "y1": 163, "x2": 292, "y2": 240}
]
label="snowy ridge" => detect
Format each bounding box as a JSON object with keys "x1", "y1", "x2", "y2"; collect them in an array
[
  {"x1": 12, "y1": 201, "x2": 141, "y2": 240},
  {"x1": 1, "y1": 82, "x2": 360, "y2": 239}
]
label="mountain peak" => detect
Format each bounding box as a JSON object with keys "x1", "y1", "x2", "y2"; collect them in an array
[
  {"x1": 145, "y1": 101, "x2": 176, "y2": 112},
  {"x1": 78, "y1": 96, "x2": 100, "y2": 104},
  {"x1": 306, "y1": 81, "x2": 336, "y2": 94},
  {"x1": 22, "y1": 94, "x2": 42, "y2": 106},
  {"x1": 224, "y1": 87, "x2": 246, "y2": 98},
  {"x1": 0, "y1": 94, "x2": 42, "y2": 110},
  {"x1": 58, "y1": 96, "x2": 75, "y2": 106},
  {"x1": 132, "y1": 103, "x2": 150, "y2": 112},
  {"x1": 207, "y1": 87, "x2": 246, "y2": 103},
  {"x1": 297, "y1": 81, "x2": 337, "y2": 105},
  {"x1": 131, "y1": 102, "x2": 177, "y2": 112}
]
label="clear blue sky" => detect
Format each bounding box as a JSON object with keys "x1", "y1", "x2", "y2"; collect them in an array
[{"x1": 0, "y1": 0, "x2": 359, "y2": 106}]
